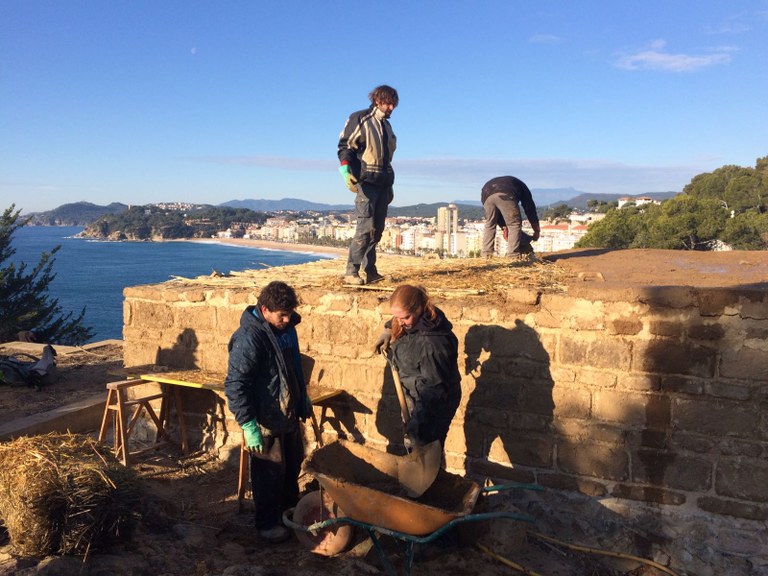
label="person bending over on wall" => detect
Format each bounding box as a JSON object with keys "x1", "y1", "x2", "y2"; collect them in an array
[{"x1": 481, "y1": 175, "x2": 540, "y2": 259}]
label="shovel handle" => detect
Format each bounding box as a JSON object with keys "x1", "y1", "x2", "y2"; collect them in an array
[{"x1": 386, "y1": 356, "x2": 410, "y2": 425}]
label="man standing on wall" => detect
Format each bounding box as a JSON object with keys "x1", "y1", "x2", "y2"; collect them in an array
[
  {"x1": 338, "y1": 85, "x2": 398, "y2": 285},
  {"x1": 481, "y1": 175, "x2": 541, "y2": 259},
  {"x1": 224, "y1": 281, "x2": 310, "y2": 543}
]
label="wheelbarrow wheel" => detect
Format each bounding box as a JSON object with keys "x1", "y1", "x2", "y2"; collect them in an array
[{"x1": 292, "y1": 490, "x2": 353, "y2": 556}]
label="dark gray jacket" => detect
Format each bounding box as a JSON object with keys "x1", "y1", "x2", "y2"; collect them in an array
[
  {"x1": 481, "y1": 176, "x2": 540, "y2": 227},
  {"x1": 338, "y1": 105, "x2": 396, "y2": 187},
  {"x1": 224, "y1": 306, "x2": 308, "y2": 435},
  {"x1": 389, "y1": 306, "x2": 461, "y2": 445}
]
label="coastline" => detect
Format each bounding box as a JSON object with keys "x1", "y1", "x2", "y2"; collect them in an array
[{"x1": 184, "y1": 237, "x2": 347, "y2": 258}]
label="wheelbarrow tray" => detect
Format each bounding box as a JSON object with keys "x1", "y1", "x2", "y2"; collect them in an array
[{"x1": 304, "y1": 440, "x2": 481, "y2": 536}]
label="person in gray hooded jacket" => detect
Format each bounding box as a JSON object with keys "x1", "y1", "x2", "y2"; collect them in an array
[
  {"x1": 224, "y1": 281, "x2": 310, "y2": 543},
  {"x1": 338, "y1": 84, "x2": 398, "y2": 286}
]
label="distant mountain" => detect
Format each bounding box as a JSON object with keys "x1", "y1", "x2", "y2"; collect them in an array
[
  {"x1": 220, "y1": 198, "x2": 354, "y2": 212},
  {"x1": 27, "y1": 201, "x2": 129, "y2": 226},
  {"x1": 81, "y1": 205, "x2": 268, "y2": 241},
  {"x1": 27, "y1": 191, "x2": 683, "y2": 229},
  {"x1": 531, "y1": 187, "x2": 588, "y2": 206},
  {"x1": 453, "y1": 187, "x2": 588, "y2": 209}
]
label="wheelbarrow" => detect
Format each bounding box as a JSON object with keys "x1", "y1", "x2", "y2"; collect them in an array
[{"x1": 283, "y1": 439, "x2": 542, "y2": 576}]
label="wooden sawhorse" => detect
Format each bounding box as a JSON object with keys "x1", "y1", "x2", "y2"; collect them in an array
[
  {"x1": 97, "y1": 371, "x2": 341, "y2": 507},
  {"x1": 98, "y1": 370, "x2": 225, "y2": 466},
  {"x1": 97, "y1": 378, "x2": 188, "y2": 466}
]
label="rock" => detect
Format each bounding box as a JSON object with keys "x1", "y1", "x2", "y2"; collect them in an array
[
  {"x1": 14, "y1": 555, "x2": 84, "y2": 576},
  {"x1": 219, "y1": 565, "x2": 266, "y2": 576},
  {"x1": 85, "y1": 552, "x2": 151, "y2": 576},
  {"x1": 172, "y1": 523, "x2": 211, "y2": 548},
  {"x1": 220, "y1": 541, "x2": 247, "y2": 564}
]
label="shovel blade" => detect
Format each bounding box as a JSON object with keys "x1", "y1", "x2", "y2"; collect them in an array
[{"x1": 396, "y1": 440, "x2": 442, "y2": 498}]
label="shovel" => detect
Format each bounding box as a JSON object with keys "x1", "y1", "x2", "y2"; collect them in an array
[{"x1": 386, "y1": 354, "x2": 442, "y2": 498}]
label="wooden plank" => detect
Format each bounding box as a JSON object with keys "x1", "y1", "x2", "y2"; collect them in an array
[
  {"x1": 140, "y1": 370, "x2": 226, "y2": 390},
  {"x1": 309, "y1": 388, "x2": 343, "y2": 404},
  {"x1": 108, "y1": 364, "x2": 169, "y2": 379},
  {"x1": 141, "y1": 371, "x2": 342, "y2": 403}
]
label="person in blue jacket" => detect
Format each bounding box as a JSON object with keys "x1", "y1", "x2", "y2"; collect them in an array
[{"x1": 224, "y1": 281, "x2": 310, "y2": 544}]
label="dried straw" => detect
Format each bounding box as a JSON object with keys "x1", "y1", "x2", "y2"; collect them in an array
[
  {"x1": 164, "y1": 253, "x2": 574, "y2": 302},
  {"x1": 0, "y1": 433, "x2": 142, "y2": 557}
]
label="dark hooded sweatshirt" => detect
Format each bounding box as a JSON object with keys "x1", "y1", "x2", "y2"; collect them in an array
[
  {"x1": 389, "y1": 306, "x2": 461, "y2": 445},
  {"x1": 224, "y1": 305, "x2": 308, "y2": 436}
]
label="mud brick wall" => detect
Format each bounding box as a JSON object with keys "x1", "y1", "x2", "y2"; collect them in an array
[{"x1": 123, "y1": 279, "x2": 768, "y2": 576}]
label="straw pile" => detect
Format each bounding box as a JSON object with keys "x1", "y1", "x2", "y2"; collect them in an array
[
  {"x1": 0, "y1": 433, "x2": 142, "y2": 557},
  {"x1": 166, "y1": 253, "x2": 575, "y2": 302}
]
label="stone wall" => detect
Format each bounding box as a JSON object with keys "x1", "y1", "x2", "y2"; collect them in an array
[{"x1": 123, "y1": 278, "x2": 768, "y2": 576}]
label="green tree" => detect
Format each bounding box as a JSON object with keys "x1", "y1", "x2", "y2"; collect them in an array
[
  {"x1": 684, "y1": 160, "x2": 766, "y2": 215},
  {"x1": 722, "y1": 211, "x2": 768, "y2": 250},
  {"x1": 575, "y1": 206, "x2": 645, "y2": 249},
  {"x1": 0, "y1": 205, "x2": 93, "y2": 345},
  {"x1": 634, "y1": 196, "x2": 727, "y2": 250},
  {"x1": 724, "y1": 172, "x2": 763, "y2": 214},
  {"x1": 587, "y1": 199, "x2": 617, "y2": 213},
  {"x1": 542, "y1": 204, "x2": 572, "y2": 223},
  {"x1": 578, "y1": 155, "x2": 768, "y2": 251}
]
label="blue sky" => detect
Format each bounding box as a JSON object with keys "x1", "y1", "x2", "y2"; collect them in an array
[{"x1": 2, "y1": 1, "x2": 767, "y2": 213}]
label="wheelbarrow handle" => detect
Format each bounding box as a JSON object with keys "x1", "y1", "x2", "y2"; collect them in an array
[{"x1": 481, "y1": 482, "x2": 544, "y2": 494}]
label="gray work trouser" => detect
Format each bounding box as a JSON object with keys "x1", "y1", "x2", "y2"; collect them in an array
[
  {"x1": 481, "y1": 193, "x2": 531, "y2": 256},
  {"x1": 346, "y1": 182, "x2": 392, "y2": 275}
]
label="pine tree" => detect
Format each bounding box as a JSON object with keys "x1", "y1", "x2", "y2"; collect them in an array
[{"x1": 0, "y1": 205, "x2": 93, "y2": 345}]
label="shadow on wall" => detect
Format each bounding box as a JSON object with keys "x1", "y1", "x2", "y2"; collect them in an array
[
  {"x1": 463, "y1": 321, "x2": 555, "y2": 479},
  {"x1": 154, "y1": 328, "x2": 229, "y2": 452},
  {"x1": 610, "y1": 327, "x2": 713, "y2": 562},
  {"x1": 156, "y1": 328, "x2": 200, "y2": 370},
  {"x1": 303, "y1": 354, "x2": 369, "y2": 444},
  {"x1": 460, "y1": 321, "x2": 680, "y2": 567}
]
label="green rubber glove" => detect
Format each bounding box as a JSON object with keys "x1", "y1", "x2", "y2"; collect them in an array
[
  {"x1": 338, "y1": 164, "x2": 359, "y2": 193},
  {"x1": 241, "y1": 420, "x2": 264, "y2": 453}
]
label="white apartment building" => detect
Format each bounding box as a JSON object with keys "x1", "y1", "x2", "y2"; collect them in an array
[
  {"x1": 617, "y1": 196, "x2": 659, "y2": 209},
  {"x1": 234, "y1": 207, "x2": 600, "y2": 256},
  {"x1": 436, "y1": 204, "x2": 459, "y2": 254}
]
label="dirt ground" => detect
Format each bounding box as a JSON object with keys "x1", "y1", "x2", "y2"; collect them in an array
[
  {"x1": 546, "y1": 247, "x2": 768, "y2": 288},
  {"x1": 0, "y1": 341, "x2": 125, "y2": 422}
]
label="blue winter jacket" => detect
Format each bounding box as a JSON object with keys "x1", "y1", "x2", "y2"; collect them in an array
[{"x1": 224, "y1": 305, "x2": 309, "y2": 435}]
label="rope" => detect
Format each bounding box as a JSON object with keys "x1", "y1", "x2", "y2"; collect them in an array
[
  {"x1": 475, "y1": 543, "x2": 544, "y2": 576},
  {"x1": 475, "y1": 530, "x2": 683, "y2": 576},
  {"x1": 527, "y1": 530, "x2": 682, "y2": 576}
]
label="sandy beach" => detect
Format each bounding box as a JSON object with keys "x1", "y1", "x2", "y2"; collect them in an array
[{"x1": 186, "y1": 237, "x2": 347, "y2": 258}]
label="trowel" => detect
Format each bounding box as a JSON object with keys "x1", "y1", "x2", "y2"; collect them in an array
[{"x1": 386, "y1": 355, "x2": 442, "y2": 498}]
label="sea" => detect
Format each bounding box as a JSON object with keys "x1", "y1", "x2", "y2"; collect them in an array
[{"x1": 8, "y1": 226, "x2": 333, "y2": 343}]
